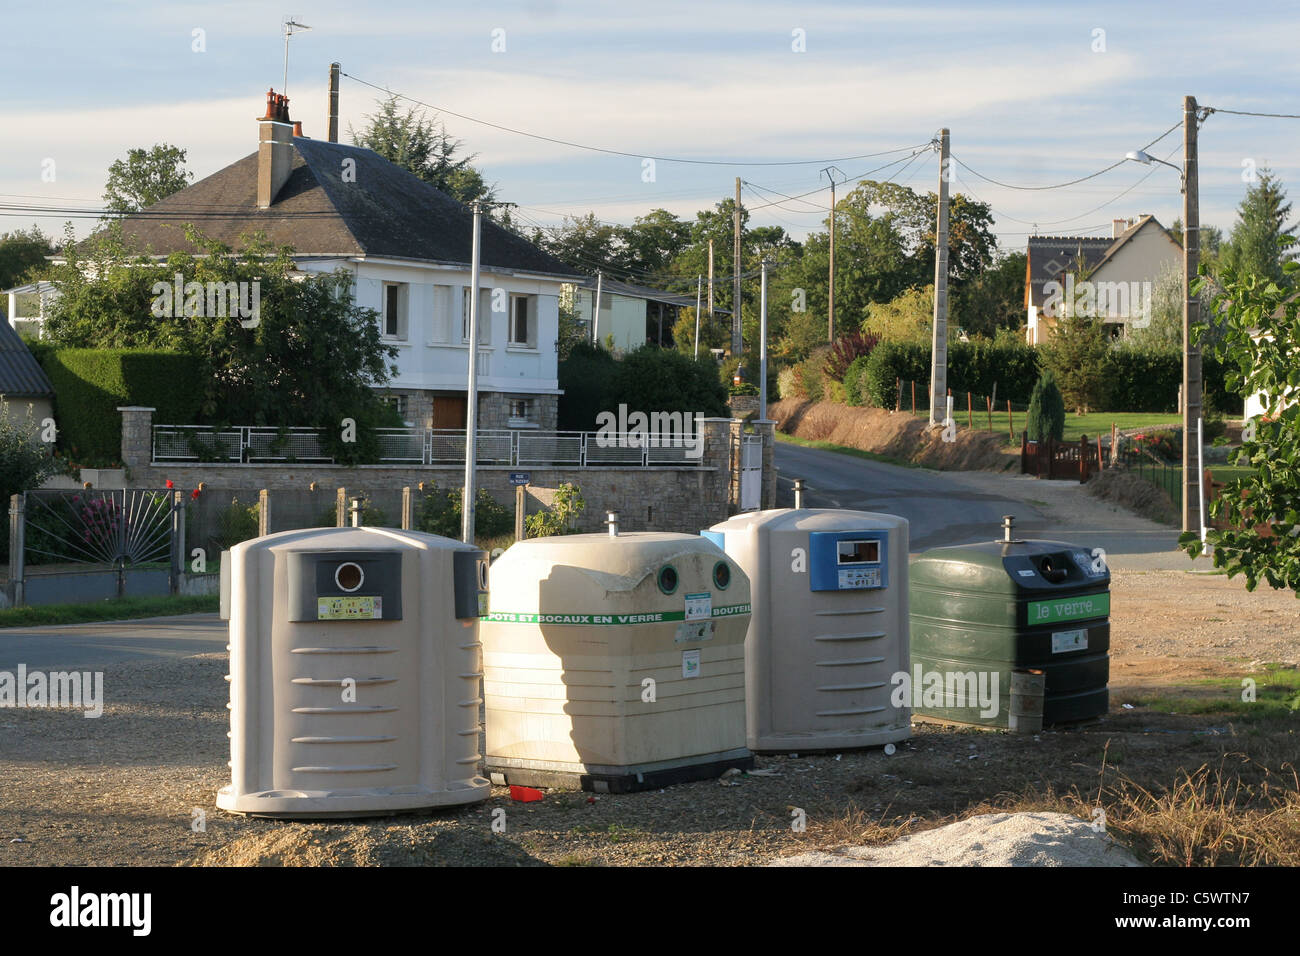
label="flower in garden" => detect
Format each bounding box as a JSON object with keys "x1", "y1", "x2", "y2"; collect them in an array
[{"x1": 166, "y1": 480, "x2": 174, "y2": 489}]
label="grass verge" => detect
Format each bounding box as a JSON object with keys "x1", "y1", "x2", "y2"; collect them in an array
[{"x1": 0, "y1": 594, "x2": 219, "y2": 629}]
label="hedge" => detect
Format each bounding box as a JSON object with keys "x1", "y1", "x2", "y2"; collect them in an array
[
  {"x1": 31, "y1": 347, "x2": 204, "y2": 464},
  {"x1": 860, "y1": 341, "x2": 1242, "y2": 415}
]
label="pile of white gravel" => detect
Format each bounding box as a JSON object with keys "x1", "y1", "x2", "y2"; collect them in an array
[{"x1": 771, "y1": 812, "x2": 1143, "y2": 867}]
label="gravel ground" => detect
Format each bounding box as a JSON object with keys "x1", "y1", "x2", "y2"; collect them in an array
[{"x1": 2, "y1": 561, "x2": 1297, "y2": 868}]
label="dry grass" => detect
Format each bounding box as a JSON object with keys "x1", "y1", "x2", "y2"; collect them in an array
[
  {"x1": 770, "y1": 399, "x2": 1013, "y2": 472},
  {"x1": 1087, "y1": 469, "x2": 1179, "y2": 525},
  {"x1": 813, "y1": 749, "x2": 1300, "y2": 867}
]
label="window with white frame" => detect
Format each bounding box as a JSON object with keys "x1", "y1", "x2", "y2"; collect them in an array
[
  {"x1": 509, "y1": 294, "x2": 537, "y2": 347},
  {"x1": 382, "y1": 282, "x2": 408, "y2": 340}
]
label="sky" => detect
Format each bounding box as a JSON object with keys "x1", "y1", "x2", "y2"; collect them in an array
[{"x1": 3, "y1": 0, "x2": 1299, "y2": 262}]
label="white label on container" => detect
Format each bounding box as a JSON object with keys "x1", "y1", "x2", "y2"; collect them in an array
[
  {"x1": 675, "y1": 620, "x2": 714, "y2": 643},
  {"x1": 1052, "y1": 628, "x2": 1088, "y2": 653},
  {"x1": 684, "y1": 592, "x2": 711, "y2": 621},
  {"x1": 1017, "y1": 569, "x2": 1036, "y2": 577},
  {"x1": 682, "y1": 650, "x2": 701, "y2": 678},
  {"x1": 838, "y1": 567, "x2": 880, "y2": 589}
]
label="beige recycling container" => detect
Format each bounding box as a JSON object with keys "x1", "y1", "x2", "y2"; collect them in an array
[
  {"x1": 481, "y1": 530, "x2": 752, "y2": 792},
  {"x1": 705, "y1": 509, "x2": 911, "y2": 752},
  {"x1": 217, "y1": 527, "x2": 490, "y2": 817}
]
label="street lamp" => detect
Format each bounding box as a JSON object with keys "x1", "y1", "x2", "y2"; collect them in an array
[{"x1": 1124, "y1": 150, "x2": 1184, "y2": 188}]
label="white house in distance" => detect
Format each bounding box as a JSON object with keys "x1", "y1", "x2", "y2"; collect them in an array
[
  {"x1": 1024, "y1": 216, "x2": 1182, "y2": 345},
  {"x1": 104, "y1": 91, "x2": 581, "y2": 431},
  {"x1": 567, "y1": 277, "x2": 717, "y2": 353}
]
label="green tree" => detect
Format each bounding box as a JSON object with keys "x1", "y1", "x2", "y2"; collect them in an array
[
  {"x1": 350, "y1": 95, "x2": 496, "y2": 205},
  {"x1": 1041, "y1": 312, "x2": 1109, "y2": 413},
  {"x1": 1219, "y1": 168, "x2": 1295, "y2": 288},
  {"x1": 863, "y1": 285, "x2": 933, "y2": 344},
  {"x1": 103, "y1": 144, "x2": 193, "y2": 214},
  {"x1": 539, "y1": 213, "x2": 628, "y2": 275},
  {"x1": 623, "y1": 209, "x2": 691, "y2": 277},
  {"x1": 43, "y1": 224, "x2": 399, "y2": 461},
  {"x1": 952, "y1": 250, "x2": 1026, "y2": 339},
  {"x1": 0, "y1": 228, "x2": 54, "y2": 316},
  {"x1": 1025, "y1": 370, "x2": 1066, "y2": 441},
  {"x1": 1182, "y1": 241, "x2": 1300, "y2": 592}
]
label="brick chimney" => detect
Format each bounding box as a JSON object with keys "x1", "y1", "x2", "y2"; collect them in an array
[
  {"x1": 257, "y1": 89, "x2": 295, "y2": 209},
  {"x1": 1112, "y1": 217, "x2": 1132, "y2": 239}
]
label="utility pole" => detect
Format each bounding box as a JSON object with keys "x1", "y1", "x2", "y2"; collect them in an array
[
  {"x1": 461, "y1": 201, "x2": 483, "y2": 543},
  {"x1": 1182, "y1": 95, "x2": 1203, "y2": 534},
  {"x1": 822, "y1": 166, "x2": 843, "y2": 341},
  {"x1": 327, "y1": 62, "x2": 340, "y2": 143},
  {"x1": 733, "y1": 177, "x2": 743, "y2": 357},
  {"x1": 591, "y1": 269, "x2": 603, "y2": 345},
  {"x1": 929, "y1": 129, "x2": 950, "y2": 427},
  {"x1": 760, "y1": 259, "x2": 770, "y2": 417},
  {"x1": 694, "y1": 275, "x2": 702, "y2": 359}
]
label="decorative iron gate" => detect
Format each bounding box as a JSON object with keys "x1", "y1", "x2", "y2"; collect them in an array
[{"x1": 9, "y1": 489, "x2": 184, "y2": 606}]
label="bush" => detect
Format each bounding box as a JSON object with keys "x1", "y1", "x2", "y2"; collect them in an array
[
  {"x1": 861, "y1": 341, "x2": 1042, "y2": 409},
  {"x1": 416, "y1": 485, "x2": 512, "y2": 539},
  {"x1": 30, "y1": 347, "x2": 203, "y2": 464},
  {"x1": 210, "y1": 496, "x2": 259, "y2": 551},
  {"x1": 558, "y1": 344, "x2": 728, "y2": 429},
  {"x1": 776, "y1": 366, "x2": 798, "y2": 401},
  {"x1": 0, "y1": 402, "x2": 56, "y2": 556},
  {"x1": 791, "y1": 348, "x2": 830, "y2": 402},
  {"x1": 525, "y1": 481, "x2": 585, "y2": 538},
  {"x1": 1026, "y1": 370, "x2": 1066, "y2": 441},
  {"x1": 843, "y1": 355, "x2": 873, "y2": 406},
  {"x1": 823, "y1": 331, "x2": 879, "y2": 380}
]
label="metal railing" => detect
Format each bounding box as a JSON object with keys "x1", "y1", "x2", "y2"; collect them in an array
[{"x1": 152, "y1": 425, "x2": 707, "y2": 468}]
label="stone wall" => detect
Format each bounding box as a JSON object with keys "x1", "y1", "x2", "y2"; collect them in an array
[{"x1": 119, "y1": 411, "x2": 771, "y2": 535}]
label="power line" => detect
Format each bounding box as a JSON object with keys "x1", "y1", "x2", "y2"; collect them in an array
[
  {"x1": 1204, "y1": 106, "x2": 1300, "y2": 120},
  {"x1": 947, "y1": 120, "x2": 1182, "y2": 191},
  {"x1": 341, "y1": 71, "x2": 929, "y2": 168}
]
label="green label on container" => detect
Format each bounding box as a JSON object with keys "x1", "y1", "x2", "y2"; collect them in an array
[
  {"x1": 1028, "y1": 592, "x2": 1109, "y2": 625},
  {"x1": 485, "y1": 603, "x2": 751, "y2": 626}
]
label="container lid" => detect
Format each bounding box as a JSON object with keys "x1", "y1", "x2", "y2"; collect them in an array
[
  {"x1": 493, "y1": 532, "x2": 728, "y2": 593},
  {"x1": 708, "y1": 508, "x2": 909, "y2": 535}
]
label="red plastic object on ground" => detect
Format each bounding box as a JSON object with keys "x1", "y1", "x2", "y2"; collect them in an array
[{"x1": 509, "y1": 785, "x2": 544, "y2": 802}]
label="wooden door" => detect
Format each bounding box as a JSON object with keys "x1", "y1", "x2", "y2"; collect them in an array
[{"x1": 432, "y1": 395, "x2": 467, "y2": 430}]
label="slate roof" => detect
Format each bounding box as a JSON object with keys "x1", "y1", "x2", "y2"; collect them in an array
[
  {"x1": 1025, "y1": 236, "x2": 1113, "y2": 308},
  {"x1": 1025, "y1": 216, "x2": 1179, "y2": 308},
  {"x1": 0, "y1": 322, "x2": 54, "y2": 398},
  {"x1": 579, "y1": 276, "x2": 732, "y2": 314},
  {"x1": 113, "y1": 138, "x2": 581, "y2": 279}
]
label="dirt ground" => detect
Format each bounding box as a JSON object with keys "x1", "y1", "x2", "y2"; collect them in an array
[{"x1": 2, "y1": 559, "x2": 1297, "y2": 867}]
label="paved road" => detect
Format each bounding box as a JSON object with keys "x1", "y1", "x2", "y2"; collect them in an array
[
  {"x1": 0, "y1": 614, "x2": 225, "y2": 671},
  {"x1": 773, "y1": 441, "x2": 1186, "y2": 567}
]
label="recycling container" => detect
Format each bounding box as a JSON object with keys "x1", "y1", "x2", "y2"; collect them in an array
[
  {"x1": 705, "y1": 508, "x2": 911, "y2": 752},
  {"x1": 908, "y1": 518, "x2": 1110, "y2": 728},
  {"x1": 217, "y1": 526, "x2": 491, "y2": 817},
  {"x1": 480, "y1": 528, "x2": 752, "y2": 792}
]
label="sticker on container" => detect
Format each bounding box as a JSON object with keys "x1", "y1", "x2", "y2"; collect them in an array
[
  {"x1": 1017, "y1": 569, "x2": 1036, "y2": 577},
  {"x1": 1051, "y1": 628, "x2": 1088, "y2": 654},
  {"x1": 684, "y1": 592, "x2": 712, "y2": 621},
  {"x1": 318, "y1": 596, "x2": 382, "y2": 620},
  {"x1": 838, "y1": 567, "x2": 881, "y2": 589},
  {"x1": 675, "y1": 620, "x2": 714, "y2": 643},
  {"x1": 477, "y1": 592, "x2": 489, "y2": 617},
  {"x1": 682, "y1": 649, "x2": 701, "y2": 679}
]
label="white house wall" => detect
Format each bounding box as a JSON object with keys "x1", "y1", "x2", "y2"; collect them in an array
[{"x1": 300, "y1": 258, "x2": 562, "y2": 395}]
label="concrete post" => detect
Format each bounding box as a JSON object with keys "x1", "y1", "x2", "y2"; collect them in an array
[{"x1": 754, "y1": 418, "x2": 777, "y2": 510}]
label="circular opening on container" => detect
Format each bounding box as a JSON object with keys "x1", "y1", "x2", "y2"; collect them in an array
[
  {"x1": 477, "y1": 560, "x2": 489, "y2": 590},
  {"x1": 657, "y1": 565, "x2": 678, "y2": 594},
  {"x1": 335, "y1": 561, "x2": 364, "y2": 592},
  {"x1": 713, "y1": 561, "x2": 731, "y2": 590}
]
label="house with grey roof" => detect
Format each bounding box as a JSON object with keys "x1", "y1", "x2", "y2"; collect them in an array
[
  {"x1": 1025, "y1": 216, "x2": 1181, "y2": 345},
  {"x1": 0, "y1": 318, "x2": 54, "y2": 428},
  {"x1": 101, "y1": 91, "x2": 581, "y2": 432}
]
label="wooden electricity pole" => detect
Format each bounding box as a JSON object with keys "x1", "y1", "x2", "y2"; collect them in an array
[
  {"x1": 328, "y1": 62, "x2": 340, "y2": 142},
  {"x1": 1181, "y1": 95, "x2": 1202, "y2": 534},
  {"x1": 733, "y1": 178, "x2": 743, "y2": 357},
  {"x1": 929, "y1": 129, "x2": 950, "y2": 426}
]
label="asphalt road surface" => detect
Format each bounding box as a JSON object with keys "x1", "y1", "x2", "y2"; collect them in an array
[
  {"x1": 774, "y1": 440, "x2": 1184, "y2": 564},
  {"x1": 0, "y1": 614, "x2": 226, "y2": 672}
]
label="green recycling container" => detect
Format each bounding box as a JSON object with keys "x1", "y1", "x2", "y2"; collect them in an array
[{"x1": 908, "y1": 528, "x2": 1110, "y2": 728}]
